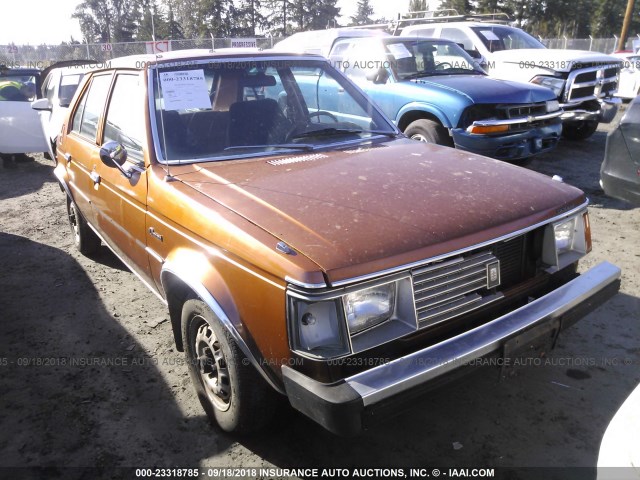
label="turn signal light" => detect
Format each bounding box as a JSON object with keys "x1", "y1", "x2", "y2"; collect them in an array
[{"x1": 467, "y1": 124, "x2": 509, "y2": 134}]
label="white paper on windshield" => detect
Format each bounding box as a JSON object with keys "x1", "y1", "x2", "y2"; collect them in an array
[
  {"x1": 159, "y1": 69, "x2": 211, "y2": 110},
  {"x1": 387, "y1": 43, "x2": 413, "y2": 60},
  {"x1": 480, "y1": 30, "x2": 500, "y2": 41}
]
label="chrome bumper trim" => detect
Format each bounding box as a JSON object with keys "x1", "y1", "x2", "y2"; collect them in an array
[
  {"x1": 560, "y1": 97, "x2": 621, "y2": 123},
  {"x1": 470, "y1": 110, "x2": 562, "y2": 128},
  {"x1": 345, "y1": 261, "x2": 621, "y2": 407}
]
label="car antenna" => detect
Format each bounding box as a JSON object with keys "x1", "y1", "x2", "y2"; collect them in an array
[{"x1": 154, "y1": 54, "x2": 176, "y2": 182}]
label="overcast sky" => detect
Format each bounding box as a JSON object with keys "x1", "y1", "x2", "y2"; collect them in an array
[{"x1": 0, "y1": 0, "x2": 412, "y2": 45}]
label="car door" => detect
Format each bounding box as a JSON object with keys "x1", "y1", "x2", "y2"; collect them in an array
[
  {"x1": 58, "y1": 72, "x2": 113, "y2": 225},
  {"x1": 0, "y1": 70, "x2": 48, "y2": 154},
  {"x1": 91, "y1": 71, "x2": 153, "y2": 283}
]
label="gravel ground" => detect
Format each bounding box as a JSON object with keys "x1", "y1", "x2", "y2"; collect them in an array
[{"x1": 0, "y1": 110, "x2": 638, "y2": 480}]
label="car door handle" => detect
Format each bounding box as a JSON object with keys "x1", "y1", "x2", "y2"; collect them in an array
[
  {"x1": 64, "y1": 153, "x2": 71, "y2": 163},
  {"x1": 90, "y1": 171, "x2": 101, "y2": 185}
]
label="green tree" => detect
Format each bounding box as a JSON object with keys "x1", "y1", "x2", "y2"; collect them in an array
[
  {"x1": 135, "y1": 0, "x2": 170, "y2": 40},
  {"x1": 591, "y1": 0, "x2": 639, "y2": 37},
  {"x1": 439, "y1": 0, "x2": 472, "y2": 15},
  {"x1": 350, "y1": 0, "x2": 374, "y2": 26},
  {"x1": 408, "y1": 0, "x2": 427, "y2": 12}
]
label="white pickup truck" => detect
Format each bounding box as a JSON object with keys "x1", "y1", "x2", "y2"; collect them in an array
[{"x1": 399, "y1": 15, "x2": 622, "y2": 140}]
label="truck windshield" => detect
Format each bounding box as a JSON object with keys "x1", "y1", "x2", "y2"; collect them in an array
[
  {"x1": 470, "y1": 26, "x2": 545, "y2": 52},
  {"x1": 152, "y1": 59, "x2": 395, "y2": 164}
]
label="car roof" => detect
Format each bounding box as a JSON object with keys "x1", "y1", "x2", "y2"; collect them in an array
[
  {"x1": 342, "y1": 36, "x2": 455, "y2": 46},
  {"x1": 402, "y1": 21, "x2": 508, "y2": 32},
  {"x1": 88, "y1": 48, "x2": 326, "y2": 71},
  {"x1": 0, "y1": 66, "x2": 40, "y2": 76},
  {"x1": 272, "y1": 29, "x2": 390, "y2": 54}
]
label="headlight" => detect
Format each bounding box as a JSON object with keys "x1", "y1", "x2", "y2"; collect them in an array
[
  {"x1": 288, "y1": 297, "x2": 350, "y2": 358},
  {"x1": 545, "y1": 100, "x2": 560, "y2": 112},
  {"x1": 344, "y1": 283, "x2": 396, "y2": 335},
  {"x1": 288, "y1": 275, "x2": 417, "y2": 359},
  {"x1": 542, "y1": 211, "x2": 591, "y2": 272},
  {"x1": 531, "y1": 76, "x2": 566, "y2": 97}
]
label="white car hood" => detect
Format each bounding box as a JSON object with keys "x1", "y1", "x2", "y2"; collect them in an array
[{"x1": 491, "y1": 49, "x2": 620, "y2": 72}]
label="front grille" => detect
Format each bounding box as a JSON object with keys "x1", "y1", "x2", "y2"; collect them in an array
[
  {"x1": 566, "y1": 65, "x2": 619, "y2": 102},
  {"x1": 412, "y1": 236, "x2": 527, "y2": 329},
  {"x1": 504, "y1": 103, "x2": 547, "y2": 119},
  {"x1": 413, "y1": 251, "x2": 503, "y2": 327}
]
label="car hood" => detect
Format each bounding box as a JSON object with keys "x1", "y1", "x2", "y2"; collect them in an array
[
  {"x1": 491, "y1": 49, "x2": 621, "y2": 72},
  {"x1": 176, "y1": 138, "x2": 585, "y2": 284},
  {"x1": 410, "y1": 74, "x2": 556, "y2": 103}
]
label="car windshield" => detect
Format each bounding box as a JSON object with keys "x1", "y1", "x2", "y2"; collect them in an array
[
  {"x1": 470, "y1": 26, "x2": 545, "y2": 52},
  {"x1": 152, "y1": 59, "x2": 395, "y2": 163},
  {"x1": 385, "y1": 39, "x2": 485, "y2": 80}
]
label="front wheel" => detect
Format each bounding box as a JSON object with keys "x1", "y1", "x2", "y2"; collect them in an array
[
  {"x1": 405, "y1": 119, "x2": 453, "y2": 146},
  {"x1": 66, "y1": 197, "x2": 100, "y2": 256},
  {"x1": 562, "y1": 120, "x2": 598, "y2": 140},
  {"x1": 182, "y1": 299, "x2": 277, "y2": 433}
]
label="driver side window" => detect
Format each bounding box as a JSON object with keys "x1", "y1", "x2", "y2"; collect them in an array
[{"x1": 103, "y1": 74, "x2": 145, "y2": 162}]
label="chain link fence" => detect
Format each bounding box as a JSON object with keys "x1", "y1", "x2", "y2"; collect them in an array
[
  {"x1": 541, "y1": 36, "x2": 639, "y2": 53},
  {"x1": 1, "y1": 35, "x2": 639, "y2": 68},
  {"x1": 0, "y1": 37, "x2": 282, "y2": 67}
]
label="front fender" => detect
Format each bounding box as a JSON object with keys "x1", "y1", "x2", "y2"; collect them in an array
[
  {"x1": 160, "y1": 254, "x2": 285, "y2": 394},
  {"x1": 395, "y1": 102, "x2": 454, "y2": 129}
]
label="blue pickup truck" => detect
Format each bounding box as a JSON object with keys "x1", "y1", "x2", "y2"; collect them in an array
[{"x1": 274, "y1": 33, "x2": 563, "y2": 161}]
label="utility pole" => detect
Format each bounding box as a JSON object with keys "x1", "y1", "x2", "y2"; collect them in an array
[
  {"x1": 618, "y1": 0, "x2": 636, "y2": 51},
  {"x1": 283, "y1": 0, "x2": 287, "y2": 36}
]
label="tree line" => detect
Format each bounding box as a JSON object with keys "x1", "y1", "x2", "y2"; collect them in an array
[
  {"x1": 71, "y1": 0, "x2": 638, "y2": 44},
  {"x1": 437, "y1": 0, "x2": 639, "y2": 38}
]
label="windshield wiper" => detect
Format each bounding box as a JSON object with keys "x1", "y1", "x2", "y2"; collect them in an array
[
  {"x1": 401, "y1": 72, "x2": 433, "y2": 80},
  {"x1": 289, "y1": 127, "x2": 397, "y2": 140},
  {"x1": 402, "y1": 70, "x2": 483, "y2": 80},
  {"x1": 224, "y1": 143, "x2": 314, "y2": 152}
]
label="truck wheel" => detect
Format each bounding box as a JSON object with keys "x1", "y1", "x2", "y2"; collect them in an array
[
  {"x1": 66, "y1": 197, "x2": 100, "y2": 255},
  {"x1": 405, "y1": 119, "x2": 453, "y2": 146},
  {"x1": 562, "y1": 120, "x2": 598, "y2": 141},
  {"x1": 182, "y1": 299, "x2": 277, "y2": 433}
]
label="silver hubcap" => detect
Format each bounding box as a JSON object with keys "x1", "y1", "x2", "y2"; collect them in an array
[
  {"x1": 411, "y1": 133, "x2": 430, "y2": 143},
  {"x1": 194, "y1": 319, "x2": 231, "y2": 412},
  {"x1": 68, "y1": 203, "x2": 80, "y2": 244}
]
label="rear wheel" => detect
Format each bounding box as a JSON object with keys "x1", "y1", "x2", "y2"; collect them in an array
[
  {"x1": 562, "y1": 120, "x2": 598, "y2": 140},
  {"x1": 182, "y1": 299, "x2": 278, "y2": 433},
  {"x1": 405, "y1": 119, "x2": 453, "y2": 146},
  {"x1": 66, "y1": 197, "x2": 100, "y2": 255}
]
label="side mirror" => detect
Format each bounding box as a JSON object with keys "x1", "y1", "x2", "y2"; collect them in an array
[
  {"x1": 31, "y1": 98, "x2": 52, "y2": 112},
  {"x1": 366, "y1": 67, "x2": 389, "y2": 85},
  {"x1": 100, "y1": 141, "x2": 131, "y2": 178}
]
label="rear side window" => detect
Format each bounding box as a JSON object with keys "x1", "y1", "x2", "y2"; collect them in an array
[
  {"x1": 103, "y1": 74, "x2": 145, "y2": 161},
  {"x1": 0, "y1": 73, "x2": 37, "y2": 102},
  {"x1": 70, "y1": 74, "x2": 112, "y2": 142},
  {"x1": 59, "y1": 73, "x2": 84, "y2": 107},
  {"x1": 441, "y1": 28, "x2": 475, "y2": 52}
]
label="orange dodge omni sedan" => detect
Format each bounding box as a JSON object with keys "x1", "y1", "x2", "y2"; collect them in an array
[{"x1": 54, "y1": 49, "x2": 621, "y2": 436}]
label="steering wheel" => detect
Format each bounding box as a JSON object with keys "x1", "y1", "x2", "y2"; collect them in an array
[
  {"x1": 308, "y1": 110, "x2": 339, "y2": 123},
  {"x1": 435, "y1": 62, "x2": 453, "y2": 71}
]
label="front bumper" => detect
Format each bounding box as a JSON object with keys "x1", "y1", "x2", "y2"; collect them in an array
[
  {"x1": 282, "y1": 261, "x2": 621, "y2": 436},
  {"x1": 561, "y1": 97, "x2": 621, "y2": 124},
  {"x1": 451, "y1": 121, "x2": 562, "y2": 160}
]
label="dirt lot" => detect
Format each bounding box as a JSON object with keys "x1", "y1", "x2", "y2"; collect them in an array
[{"x1": 1, "y1": 111, "x2": 639, "y2": 479}]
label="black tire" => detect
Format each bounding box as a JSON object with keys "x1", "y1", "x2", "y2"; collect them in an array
[
  {"x1": 404, "y1": 119, "x2": 453, "y2": 146},
  {"x1": 562, "y1": 120, "x2": 598, "y2": 141},
  {"x1": 182, "y1": 299, "x2": 278, "y2": 434},
  {"x1": 66, "y1": 197, "x2": 100, "y2": 256}
]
